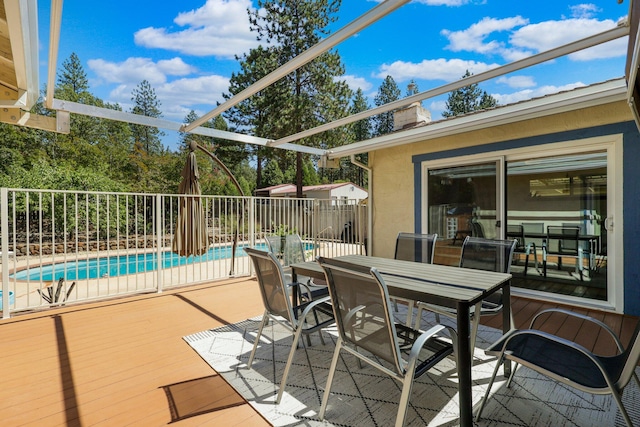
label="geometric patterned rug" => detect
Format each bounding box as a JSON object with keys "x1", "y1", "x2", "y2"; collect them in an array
[{"x1": 184, "y1": 310, "x2": 640, "y2": 426}]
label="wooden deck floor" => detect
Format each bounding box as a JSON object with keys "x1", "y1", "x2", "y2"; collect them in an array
[{"x1": 0, "y1": 277, "x2": 636, "y2": 426}]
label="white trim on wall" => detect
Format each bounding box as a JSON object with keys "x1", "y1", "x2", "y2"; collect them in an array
[{"x1": 419, "y1": 134, "x2": 623, "y2": 312}]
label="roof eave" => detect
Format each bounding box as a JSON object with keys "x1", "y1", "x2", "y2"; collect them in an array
[{"x1": 327, "y1": 78, "x2": 628, "y2": 159}]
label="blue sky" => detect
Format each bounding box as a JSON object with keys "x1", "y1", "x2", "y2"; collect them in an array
[{"x1": 37, "y1": 0, "x2": 631, "y2": 150}]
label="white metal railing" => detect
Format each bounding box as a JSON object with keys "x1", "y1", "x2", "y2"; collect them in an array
[{"x1": 0, "y1": 189, "x2": 367, "y2": 318}]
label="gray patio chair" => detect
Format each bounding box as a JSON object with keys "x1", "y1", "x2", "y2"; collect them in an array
[
  {"x1": 265, "y1": 233, "x2": 328, "y2": 302},
  {"x1": 506, "y1": 224, "x2": 539, "y2": 275},
  {"x1": 544, "y1": 225, "x2": 586, "y2": 281},
  {"x1": 284, "y1": 233, "x2": 328, "y2": 300},
  {"x1": 265, "y1": 235, "x2": 282, "y2": 257},
  {"x1": 316, "y1": 256, "x2": 456, "y2": 427},
  {"x1": 244, "y1": 247, "x2": 335, "y2": 404},
  {"x1": 392, "y1": 232, "x2": 438, "y2": 326},
  {"x1": 414, "y1": 236, "x2": 516, "y2": 356},
  {"x1": 476, "y1": 308, "x2": 640, "y2": 427}
]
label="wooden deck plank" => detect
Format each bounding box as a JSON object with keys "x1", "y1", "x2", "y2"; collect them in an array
[
  {"x1": 0, "y1": 276, "x2": 636, "y2": 426},
  {"x1": 0, "y1": 278, "x2": 270, "y2": 427}
]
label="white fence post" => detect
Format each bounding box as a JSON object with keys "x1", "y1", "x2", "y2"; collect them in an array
[
  {"x1": 249, "y1": 197, "x2": 255, "y2": 248},
  {"x1": 1, "y1": 188, "x2": 9, "y2": 318},
  {"x1": 156, "y1": 194, "x2": 163, "y2": 293}
]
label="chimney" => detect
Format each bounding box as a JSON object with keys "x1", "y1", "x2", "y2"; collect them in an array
[{"x1": 393, "y1": 102, "x2": 431, "y2": 131}]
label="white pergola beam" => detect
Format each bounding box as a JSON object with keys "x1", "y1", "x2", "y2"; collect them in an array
[
  {"x1": 51, "y1": 98, "x2": 325, "y2": 155},
  {"x1": 5, "y1": 0, "x2": 39, "y2": 109},
  {"x1": 270, "y1": 24, "x2": 629, "y2": 147},
  {"x1": 46, "y1": 0, "x2": 64, "y2": 109},
  {"x1": 181, "y1": 0, "x2": 411, "y2": 133}
]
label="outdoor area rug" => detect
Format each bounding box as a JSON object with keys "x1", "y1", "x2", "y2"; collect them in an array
[{"x1": 184, "y1": 310, "x2": 640, "y2": 426}]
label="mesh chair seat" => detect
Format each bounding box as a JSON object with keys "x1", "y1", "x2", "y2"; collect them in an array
[
  {"x1": 477, "y1": 308, "x2": 640, "y2": 427},
  {"x1": 317, "y1": 256, "x2": 455, "y2": 427}
]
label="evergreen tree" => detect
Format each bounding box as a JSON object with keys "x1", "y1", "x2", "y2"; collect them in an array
[
  {"x1": 262, "y1": 160, "x2": 285, "y2": 187},
  {"x1": 57, "y1": 53, "x2": 89, "y2": 98},
  {"x1": 244, "y1": 0, "x2": 352, "y2": 196},
  {"x1": 224, "y1": 45, "x2": 282, "y2": 190},
  {"x1": 373, "y1": 75, "x2": 401, "y2": 136},
  {"x1": 323, "y1": 88, "x2": 370, "y2": 186},
  {"x1": 130, "y1": 80, "x2": 164, "y2": 155},
  {"x1": 51, "y1": 53, "x2": 123, "y2": 174},
  {"x1": 349, "y1": 88, "x2": 371, "y2": 187},
  {"x1": 442, "y1": 70, "x2": 498, "y2": 118}
]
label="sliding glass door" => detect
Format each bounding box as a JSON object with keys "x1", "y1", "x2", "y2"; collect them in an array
[
  {"x1": 423, "y1": 146, "x2": 612, "y2": 304},
  {"x1": 506, "y1": 151, "x2": 608, "y2": 300},
  {"x1": 426, "y1": 161, "x2": 501, "y2": 266}
]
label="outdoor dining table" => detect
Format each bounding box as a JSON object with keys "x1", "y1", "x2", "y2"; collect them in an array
[{"x1": 290, "y1": 254, "x2": 512, "y2": 427}]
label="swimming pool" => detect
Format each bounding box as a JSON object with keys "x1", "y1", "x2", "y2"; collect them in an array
[{"x1": 11, "y1": 243, "x2": 284, "y2": 281}]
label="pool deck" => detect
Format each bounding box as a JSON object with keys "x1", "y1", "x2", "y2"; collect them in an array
[{"x1": 0, "y1": 277, "x2": 636, "y2": 426}]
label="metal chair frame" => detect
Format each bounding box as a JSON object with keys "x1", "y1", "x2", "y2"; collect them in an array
[
  {"x1": 244, "y1": 247, "x2": 334, "y2": 404},
  {"x1": 477, "y1": 308, "x2": 640, "y2": 427},
  {"x1": 317, "y1": 256, "x2": 456, "y2": 427}
]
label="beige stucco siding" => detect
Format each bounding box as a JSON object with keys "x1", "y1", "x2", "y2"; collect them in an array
[{"x1": 368, "y1": 101, "x2": 632, "y2": 258}]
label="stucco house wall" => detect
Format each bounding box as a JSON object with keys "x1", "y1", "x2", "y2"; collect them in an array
[{"x1": 367, "y1": 99, "x2": 640, "y2": 314}]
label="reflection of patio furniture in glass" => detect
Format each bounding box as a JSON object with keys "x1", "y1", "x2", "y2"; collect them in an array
[
  {"x1": 316, "y1": 256, "x2": 456, "y2": 427},
  {"x1": 415, "y1": 236, "x2": 516, "y2": 357},
  {"x1": 543, "y1": 226, "x2": 587, "y2": 281},
  {"x1": 470, "y1": 218, "x2": 485, "y2": 238},
  {"x1": 392, "y1": 232, "x2": 438, "y2": 326},
  {"x1": 506, "y1": 224, "x2": 539, "y2": 276},
  {"x1": 452, "y1": 217, "x2": 484, "y2": 244},
  {"x1": 476, "y1": 308, "x2": 640, "y2": 427},
  {"x1": 244, "y1": 248, "x2": 335, "y2": 404}
]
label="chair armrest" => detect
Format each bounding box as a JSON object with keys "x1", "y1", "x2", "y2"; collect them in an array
[
  {"x1": 530, "y1": 308, "x2": 625, "y2": 353},
  {"x1": 408, "y1": 324, "x2": 456, "y2": 377}
]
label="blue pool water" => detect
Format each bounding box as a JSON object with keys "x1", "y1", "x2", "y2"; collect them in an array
[{"x1": 12, "y1": 243, "x2": 280, "y2": 282}]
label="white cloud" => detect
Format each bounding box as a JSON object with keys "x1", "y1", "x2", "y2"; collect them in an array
[
  {"x1": 156, "y1": 75, "x2": 230, "y2": 107},
  {"x1": 442, "y1": 16, "x2": 529, "y2": 55},
  {"x1": 493, "y1": 82, "x2": 587, "y2": 105},
  {"x1": 157, "y1": 58, "x2": 196, "y2": 76},
  {"x1": 441, "y1": 15, "x2": 625, "y2": 62},
  {"x1": 569, "y1": 4, "x2": 601, "y2": 19},
  {"x1": 341, "y1": 74, "x2": 373, "y2": 92},
  {"x1": 88, "y1": 57, "x2": 196, "y2": 85},
  {"x1": 87, "y1": 54, "x2": 232, "y2": 122},
  {"x1": 509, "y1": 18, "x2": 624, "y2": 60},
  {"x1": 134, "y1": 0, "x2": 260, "y2": 58},
  {"x1": 376, "y1": 58, "x2": 500, "y2": 82},
  {"x1": 496, "y1": 75, "x2": 536, "y2": 88}
]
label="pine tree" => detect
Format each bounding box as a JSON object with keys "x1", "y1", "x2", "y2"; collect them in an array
[
  {"x1": 57, "y1": 53, "x2": 89, "y2": 98},
  {"x1": 242, "y1": 0, "x2": 352, "y2": 196},
  {"x1": 443, "y1": 70, "x2": 498, "y2": 118},
  {"x1": 130, "y1": 80, "x2": 164, "y2": 155},
  {"x1": 373, "y1": 75, "x2": 401, "y2": 136},
  {"x1": 51, "y1": 53, "x2": 117, "y2": 172}
]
